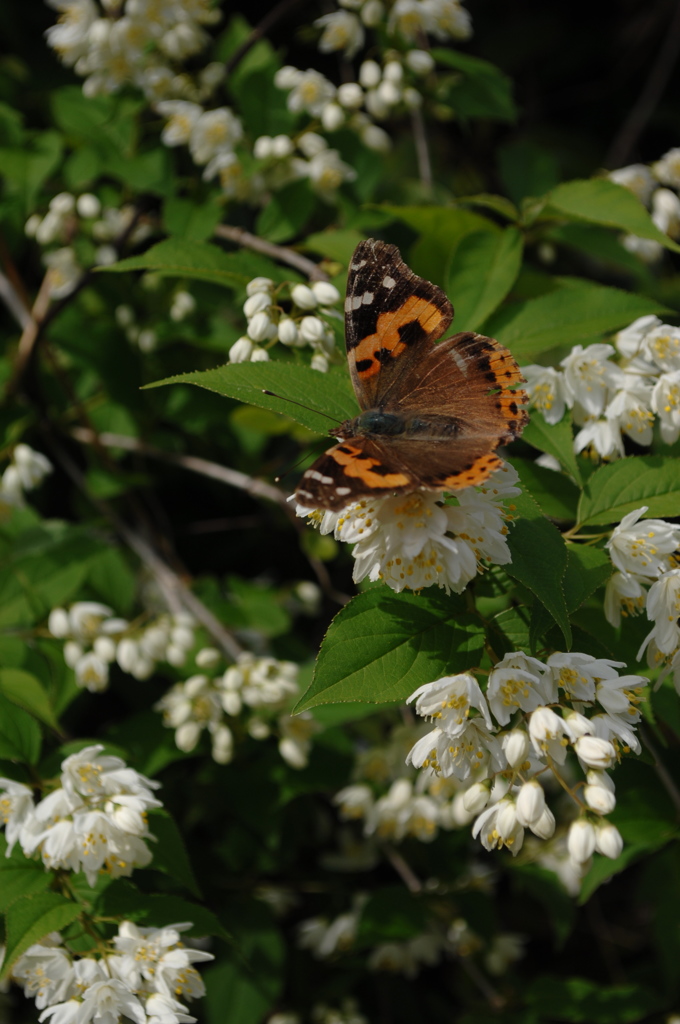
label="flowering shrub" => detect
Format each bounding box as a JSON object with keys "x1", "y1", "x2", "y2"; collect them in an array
[{"x1": 1, "y1": 2, "x2": 679, "y2": 1023}]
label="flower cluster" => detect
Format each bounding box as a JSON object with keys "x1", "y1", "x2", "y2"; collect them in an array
[
  {"x1": 522, "y1": 314, "x2": 680, "y2": 460},
  {"x1": 229, "y1": 274, "x2": 342, "y2": 370},
  {"x1": 0, "y1": 745, "x2": 161, "y2": 886},
  {"x1": 155, "y1": 650, "x2": 318, "y2": 768},
  {"x1": 313, "y1": 0, "x2": 471, "y2": 57},
  {"x1": 11, "y1": 920, "x2": 212, "y2": 1024},
  {"x1": 254, "y1": 127, "x2": 359, "y2": 199},
  {"x1": 26, "y1": 191, "x2": 152, "y2": 296},
  {"x1": 297, "y1": 461, "x2": 521, "y2": 594},
  {"x1": 403, "y1": 651, "x2": 646, "y2": 876},
  {"x1": 48, "y1": 603, "x2": 197, "y2": 691},
  {"x1": 45, "y1": 0, "x2": 222, "y2": 102},
  {"x1": 157, "y1": 100, "x2": 247, "y2": 196},
  {"x1": 603, "y1": 506, "x2": 680, "y2": 689},
  {"x1": 609, "y1": 148, "x2": 680, "y2": 260},
  {"x1": 0, "y1": 443, "x2": 52, "y2": 515}
]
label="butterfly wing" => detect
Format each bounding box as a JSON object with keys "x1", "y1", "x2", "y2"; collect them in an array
[
  {"x1": 345, "y1": 239, "x2": 453, "y2": 410},
  {"x1": 295, "y1": 437, "x2": 418, "y2": 512}
]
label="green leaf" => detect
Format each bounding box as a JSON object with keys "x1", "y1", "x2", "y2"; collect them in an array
[
  {"x1": 562, "y1": 545, "x2": 612, "y2": 611},
  {"x1": 504, "y1": 491, "x2": 571, "y2": 647},
  {"x1": 147, "y1": 810, "x2": 201, "y2": 899},
  {"x1": 256, "y1": 179, "x2": 316, "y2": 244},
  {"x1": 0, "y1": 131, "x2": 63, "y2": 214},
  {"x1": 0, "y1": 693, "x2": 41, "y2": 764},
  {"x1": 546, "y1": 178, "x2": 680, "y2": 253},
  {"x1": 101, "y1": 239, "x2": 283, "y2": 289},
  {"x1": 498, "y1": 140, "x2": 561, "y2": 206},
  {"x1": 520, "y1": 411, "x2": 582, "y2": 485},
  {"x1": 295, "y1": 589, "x2": 486, "y2": 712},
  {"x1": 483, "y1": 279, "x2": 673, "y2": 362},
  {"x1": 144, "y1": 362, "x2": 357, "y2": 435},
  {"x1": 0, "y1": 668, "x2": 59, "y2": 730},
  {"x1": 511, "y1": 458, "x2": 580, "y2": 520},
  {"x1": 2, "y1": 893, "x2": 83, "y2": 976},
  {"x1": 304, "y1": 228, "x2": 365, "y2": 264},
  {"x1": 577, "y1": 455, "x2": 680, "y2": 526},
  {"x1": 356, "y1": 886, "x2": 429, "y2": 946},
  {"x1": 431, "y1": 48, "x2": 517, "y2": 122},
  {"x1": 446, "y1": 227, "x2": 523, "y2": 331},
  {"x1": 95, "y1": 881, "x2": 231, "y2": 941},
  {"x1": 163, "y1": 197, "x2": 223, "y2": 242},
  {"x1": 0, "y1": 844, "x2": 51, "y2": 913},
  {"x1": 457, "y1": 193, "x2": 519, "y2": 221},
  {"x1": 526, "y1": 976, "x2": 661, "y2": 1023}
]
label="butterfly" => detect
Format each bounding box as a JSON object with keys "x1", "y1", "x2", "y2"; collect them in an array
[{"x1": 295, "y1": 238, "x2": 528, "y2": 512}]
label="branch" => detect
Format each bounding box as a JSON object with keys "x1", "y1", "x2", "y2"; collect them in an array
[
  {"x1": 381, "y1": 843, "x2": 423, "y2": 893},
  {"x1": 44, "y1": 433, "x2": 244, "y2": 660},
  {"x1": 411, "y1": 107, "x2": 433, "y2": 194},
  {"x1": 223, "y1": 0, "x2": 306, "y2": 76},
  {"x1": 605, "y1": 0, "x2": 680, "y2": 167},
  {"x1": 214, "y1": 224, "x2": 329, "y2": 281},
  {"x1": 70, "y1": 427, "x2": 350, "y2": 606},
  {"x1": 0, "y1": 270, "x2": 33, "y2": 330}
]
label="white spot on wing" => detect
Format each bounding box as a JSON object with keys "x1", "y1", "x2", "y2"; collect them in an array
[
  {"x1": 362, "y1": 291, "x2": 374, "y2": 305},
  {"x1": 351, "y1": 295, "x2": 363, "y2": 310},
  {"x1": 452, "y1": 351, "x2": 469, "y2": 376},
  {"x1": 344, "y1": 297, "x2": 352, "y2": 312},
  {"x1": 351, "y1": 259, "x2": 367, "y2": 270},
  {"x1": 336, "y1": 487, "x2": 351, "y2": 496},
  {"x1": 383, "y1": 276, "x2": 396, "y2": 289}
]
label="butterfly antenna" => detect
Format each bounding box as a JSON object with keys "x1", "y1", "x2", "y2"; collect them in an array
[{"x1": 261, "y1": 389, "x2": 341, "y2": 425}]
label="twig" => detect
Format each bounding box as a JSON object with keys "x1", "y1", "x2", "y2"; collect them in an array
[
  {"x1": 69, "y1": 427, "x2": 350, "y2": 606},
  {"x1": 411, "y1": 107, "x2": 433, "y2": 194},
  {"x1": 44, "y1": 433, "x2": 243, "y2": 660},
  {"x1": 214, "y1": 224, "x2": 329, "y2": 281},
  {"x1": 456, "y1": 956, "x2": 505, "y2": 1010},
  {"x1": 0, "y1": 270, "x2": 32, "y2": 330},
  {"x1": 640, "y1": 724, "x2": 680, "y2": 817},
  {"x1": 382, "y1": 843, "x2": 422, "y2": 893},
  {"x1": 224, "y1": 0, "x2": 306, "y2": 76},
  {"x1": 605, "y1": 0, "x2": 680, "y2": 168},
  {"x1": 10, "y1": 272, "x2": 55, "y2": 390}
]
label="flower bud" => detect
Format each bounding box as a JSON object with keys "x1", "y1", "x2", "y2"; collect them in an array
[
  {"x1": 243, "y1": 291, "x2": 272, "y2": 318},
  {"x1": 49, "y1": 192, "x2": 75, "y2": 214},
  {"x1": 93, "y1": 636, "x2": 117, "y2": 662},
  {"x1": 48, "y1": 608, "x2": 70, "y2": 638},
  {"x1": 176, "y1": 721, "x2": 201, "y2": 752},
  {"x1": 291, "y1": 283, "x2": 318, "y2": 309},
  {"x1": 403, "y1": 87, "x2": 422, "y2": 109},
  {"x1": 311, "y1": 353, "x2": 329, "y2": 372},
  {"x1": 117, "y1": 638, "x2": 139, "y2": 673},
  {"x1": 271, "y1": 134, "x2": 294, "y2": 158},
  {"x1": 406, "y1": 49, "x2": 435, "y2": 75},
  {"x1": 383, "y1": 61, "x2": 403, "y2": 83},
  {"x1": 247, "y1": 311, "x2": 271, "y2": 342},
  {"x1": 229, "y1": 337, "x2": 253, "y2": 363},
  {"x1": 377, "y1": 80, "x2": 401, "y2": 106},
  {"x1": 278, "y1": 317, "x2": 299, "y2": 346},
  {"x1": 516, "y1": 780, "x2": 545, "y2": 826},
  {"x1": 462, "y1": 781, "x2": 490, "y2": 814},
  {"x1": 297, "y1": 132, "x2": 327, "y2": 157},
  {"x1": 583, "y1": 783, "x2": 616, "y2": 814},
  {"x1": 253, "y1": 135, "x2": 273, "y2": 159},
  {"x1": 311, "y1": 281, "x2": 341, "y2": 306},
  {"x1": 321, "y1": 103, "x2": 345, "y2": 131},
  {"x1": 299, "y1": 316, "x2": 326, "y2": 343},
  {"x1": 170, "y1": 290, "x2": 195, "y2": 321},
  {"x1": 337, "y1": 82, "x2": 364, "y2": 108},
  {"x1": 166, "y1": 644, "x2": 188, "y2": 667},
  {"x1": 359, "y1": 60, "x2": 382, "y2": 88},
  {"x1": 530, "y1": 805, "x2": 556, "y2": 839},
  {"x1": 502, "y1": 728, "x2": 529, "y2": 767},
  {"x1": 360, "y1": 125, "x2": 391, "y2": 152},
  {"x1": 496, "y1": 798, "x2": 519, "y2": 840},
  {"x1": 594, "y1": 821, "x2": 623, "y2": 859},
  {"x1": 196, "y1": 647, "x2": 221, "y2": 669},
  {"x1": 64, "y1": 641, "x2": 83, "y2": 668},
  {"x1": 115, "y1": 304, "x2": 135, "y2": 328},
  {"x1": 365, "y1": 89, "x2": 390, "y2": 119},
  {"x1": 250, "y1": 347, "x2": 270, "y2": 362},
  {"x1": 274, "y1": 65, "x2": 302, "y2": 90},
  {"x1": 211, "y1": 724, "x2": 234, "y2": 764},
  {"x1": 76, "y1": 193, "x2": 101, "y2": 218},
  {"x1": 137, "y1": 328, "x2": 156, "y2": 352},
  {"x1": 361, "y1": 0, "x2": 384, "y2": 26},
  {"x1": 574, "y1": 735, "x2": 616, "y2": 769},
  {"x1": 247, "y1": 276, "x2": 275, "y2": 297},
  {"x1": 567, "y1": 818, "x2": 596, "y2": 863},
  {"x1": 248, "y1": 717, "x2": 271, "y2": 740},
  {"x1": 221, "y1": 690, "x2": 242, "y2": 716}
]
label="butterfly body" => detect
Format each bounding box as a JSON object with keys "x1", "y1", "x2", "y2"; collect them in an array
[{"x1": 295, "y1": 239, "x2": 528, "y2": 512}]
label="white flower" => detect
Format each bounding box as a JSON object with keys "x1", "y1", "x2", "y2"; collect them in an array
[
  {"x1": 605, "y1": 385, "x2": 654, "y2": 446},
  {"x1": 359, "y1": 123, "x2": 392, "y2": 152},
  {"x1": 406, "y1": 720, "x2": 503, "y2": 781},
  {"x1": 44, "y1": 247, "x2": 81, "y2": 299},
  {"x1": 547, "y1": 651, "x2": 627, "y2": 702},
  {"x1": 145, "y1": 992, "x2": 197, "y2": 1024},
  {"x1": 305, "y1": 149, "x2": 357, "y2": 197},
  {"x1": 311, "y1": 281, "x2": 341, "y2": 306},
  {"x1": 286, "y1": 69, "x2": 336, "y2": 116},
  {"x1": 560, "y1": 343, "x2": 623, "y2": 416},
  {"x1": 531, "y1": 805, "x2": 556, "y2": 840},
  {"x1": 422, "y1": 0, "x2": 473, "y2": 41},
  {"x1": 653, "y1": 147, "x2": 680, "y2": 188},
  {"x1": 606, "y1": 507, "x2": 680, "y2": 578},
  {"x1": 0, "y1": 778, "x2": 36, "y2": 854},
  {"x1": 472, "y1": 798, "x2": 524, "y2": 855},
  {"x1": 567, "y1": 819, "x2": 596, "y2": 864},
  {"x1": 406, "y1": 48, "x2": 435, "y2": 74},
  {"x1": 311, "y1": 353, "x2": 329, "y2": 372},
  {"x1": 13, "y1": 940, "x2": 74, "y2": 1010},
  {"x1": 315, "y1": 10, "x2": 365, "y2": 58},
  {"x1": 44, "y1": 0, "x2": 98, "y2": 65},
  {"x1": 651, "y1": 370, "x2": 680, "y2": 443},
  {"x1": 189, "y1": 107, "x2": 242, "y2": 165},
  {"x1": 590, "y1": 712, "x2": 641, "y2": 755},
  {"x1": 652, "y1": 187, "x2": 680, "y2": 238},
  {"x1": 515, "y1": 780, "x2": 545, "y2": 827},
  {"x1": 291, "y1": 283, "x2": 318, "y2": 309},
  {"x1": 359, "y1": 59, "x2": 382, "y2": 88},
  {"x1": 247, "y1": 311, "x2": 271, "y2": 342},
  {"x1": 487, "y1": 652, "x2": 556, "y2": 726},
  {"x1": 640, "y1": 324, "x2": 680, "y2": 372},
  {"x1": 74, "y1": 651, "x2": 110, "y2": 692},
  {"x1": 278, "y1": 711, "x2": 318, "y2": 768},
  {"x1": 407, "y1": 673, "x2": 492, "y2": 734},
  {"x1": 608, "y1": 164, "x2": 656, "y2": 205},
  {"x1": 603, "y1": 571, "x2": 646, "y2": 628},
  {"x1": 229, "y1": 336, "x2": 253, "y2": 363},
  {"x1": 527, "y1": 706, "x2": 572, "y2": 764},
  {"x1": 299, "y1": 316, "x2": 326, "y2": 344},
  {"x1": 157, "y1": 101, "x2": 203, "y2": 146},
  {"x1": 574, "y1": 418, "x2": 625, "y2": 460},
  {"x1": 502, "y1": 728, "x2": 530, "y2": 767},
  {"x1": 521, "y1": 365, "x2": 568, "y2": 423},
  {"x1": 12, "y1": 444, "x2": 52, "y2": 489},
  {"x1": 615, "y1": 314, "x2": 662, "y2": 358},
  {"x1": 334, "y1": 784, "x2": 374, "y2": 820},
  {"x1": 337, "y1": 82, "x2": 364, "y2": 108},
  {"x1": 622, "y1": 234, "x2": 663, "y2": 262},
  {"x1": 462, "y1": 781, "x2": 491, "y2": 814},
  {"x1": 595, "y1": 670, "x2": 645, "y2": 722},
  {"x1": 642, "y1": 569, "x2": 680, "y2": 655},
  {"x1": 583, "y1": 770, "x2": 616, "y2": 814}
]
